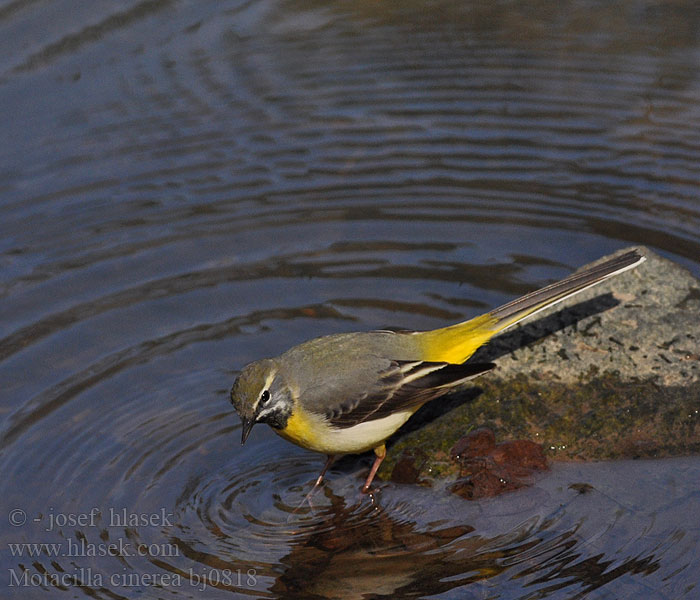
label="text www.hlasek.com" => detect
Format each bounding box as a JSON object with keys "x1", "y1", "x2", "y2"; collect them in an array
[{"x1": 8, "y1": 538, "x2": 177, "y2": 558}]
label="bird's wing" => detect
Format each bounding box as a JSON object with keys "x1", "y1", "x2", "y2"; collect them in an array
[{"x1": 318, "y1": 360, "x2": 495, "y2": 429}]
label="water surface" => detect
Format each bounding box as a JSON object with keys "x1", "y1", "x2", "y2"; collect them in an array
[{"x1": 1, "y1": 1, "x2": 700, "y2": 598}]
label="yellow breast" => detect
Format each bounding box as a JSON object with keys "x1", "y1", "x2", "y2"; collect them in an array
[{"x1": 275, "y1": 406, "x2": 418, "y2": 455}]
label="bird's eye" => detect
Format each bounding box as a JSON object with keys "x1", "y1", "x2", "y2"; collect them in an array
[{"x1": 260, "y1": 390, "x2": 270, "y2": 405}]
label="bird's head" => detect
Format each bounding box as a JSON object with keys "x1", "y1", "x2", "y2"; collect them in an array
[{"x1": 230, "y1": 359, "x2": 293, "y2": 444}]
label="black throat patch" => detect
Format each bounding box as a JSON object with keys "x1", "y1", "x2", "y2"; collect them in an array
[{"x1": 260, "y1": 405, "x2": 291, "y2": 430}]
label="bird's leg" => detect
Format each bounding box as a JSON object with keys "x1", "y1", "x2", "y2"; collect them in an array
[
  {"x1": 313, "y1": 454, "x2": 336, "y2": 490},
  {"x1": 294, "y1": 455, "x2": 335, "y2": 513},
  {"x1": 361, "y1": 444, "x2": 386, "y2": 493}
]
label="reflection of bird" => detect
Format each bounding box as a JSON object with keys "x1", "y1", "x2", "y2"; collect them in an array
[{"x1": 230, "y1": 250, "x2": 644, "y2": 494}]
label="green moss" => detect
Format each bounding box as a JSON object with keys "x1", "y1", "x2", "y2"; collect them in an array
[{"x1": 379, "y1": 373, "x2": 700, "y2": 481}]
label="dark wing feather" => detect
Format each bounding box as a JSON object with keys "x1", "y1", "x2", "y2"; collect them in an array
[{"x1": 327, "y1": 361, "x2": 494, "y2": 428}]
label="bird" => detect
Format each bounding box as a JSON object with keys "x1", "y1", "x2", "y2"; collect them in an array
[{"x1": 230, "y1": 249, "x2": 644, "y2": 495}]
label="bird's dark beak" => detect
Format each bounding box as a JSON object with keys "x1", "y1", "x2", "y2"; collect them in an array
[{"x1": 240, "y1": 417, "x2": 255, "y2": 445}]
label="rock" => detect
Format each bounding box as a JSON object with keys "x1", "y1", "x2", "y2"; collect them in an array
[
  {"x1": 380, "y1": 247, "x2": 700, "y2": 482},
  {"x1": 389, "y1": 448, "x2": 430, "y2": 486},
  {"x1": 475, "y1": 246, "x2": 700, "y2": 387},
  {"x1": 445, "y1": 428, "x2": 548, "y2": 500},
  {"x1": 450, "y1": 427, "x2": 495, "y2": 460}
]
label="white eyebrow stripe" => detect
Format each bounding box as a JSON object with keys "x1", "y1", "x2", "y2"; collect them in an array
[
  {"x1": 253, "y1": 368, "x2": 278, "y2": 412},
  {"x1": 263, "y1": 370, "x2": 276, "y2": 391}
]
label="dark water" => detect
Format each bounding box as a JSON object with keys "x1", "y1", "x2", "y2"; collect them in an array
[{"x1": 1, "y1": 1, "x2": 700, "y2": 598}]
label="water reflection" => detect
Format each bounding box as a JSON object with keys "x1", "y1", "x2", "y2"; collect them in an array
[{"x1": 161, "y1": 459, "x2": 700, "y2": 598}]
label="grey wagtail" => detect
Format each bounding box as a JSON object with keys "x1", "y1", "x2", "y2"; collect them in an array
[{"x1": 230, "y1": 250, "x2": 644, "y2": 494}]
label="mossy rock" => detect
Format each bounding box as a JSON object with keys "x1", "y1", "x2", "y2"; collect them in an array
[
  {"x1": 377, "y1": 247, "x2": 700, "y2": 482},
  {"x1": 379, "y1": 374, "x2": 700, "y2": 480}
]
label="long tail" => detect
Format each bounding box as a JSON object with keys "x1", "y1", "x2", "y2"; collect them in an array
[{"x1": 418, "y1": 249, "x2": 645, "y2": 363}]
